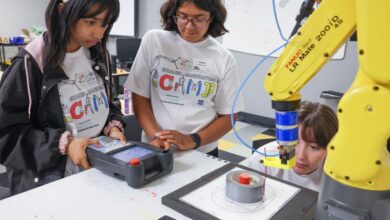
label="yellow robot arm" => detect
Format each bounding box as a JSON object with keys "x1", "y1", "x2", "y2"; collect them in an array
[
  {"x1": 325, "y1": 1, "x2": 390, "y2": 191},
  {"x1": 265, "y1": 0, "x2": 355, "y2": 100},
  {"x1": 264, "y1": 0, "x2": 390, "y2": 218},
  {"x1": 263, "y1": 0, "x2": 356, "y2": 169}
]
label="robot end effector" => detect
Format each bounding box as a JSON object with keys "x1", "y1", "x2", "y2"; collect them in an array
[{"x1": 261, "y1": 100, "x2": 300, "y2": 169}]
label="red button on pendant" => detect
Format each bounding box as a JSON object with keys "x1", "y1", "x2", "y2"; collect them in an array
[{"x1": 129, "y1": 158, "x2": 140, "y2": 166}]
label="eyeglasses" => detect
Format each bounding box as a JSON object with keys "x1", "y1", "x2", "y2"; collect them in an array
[{"x1": 172, "y1": 15, "x2": 211, "y2": 29}]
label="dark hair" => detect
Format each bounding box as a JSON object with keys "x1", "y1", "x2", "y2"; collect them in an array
[
  {"x1": 44, "y1": 0, "x2": 119, "y2": 67},
  {"x1": 160, "y1": 0, "x2": 228, "y2": 38},
  {"x1": 298, "y1": 101, "x2": 338, "y2": 149}
]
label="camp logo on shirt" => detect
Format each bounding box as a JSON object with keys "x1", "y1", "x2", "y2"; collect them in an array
[
  {"x1": 68, "y1": 91, "x2": 108, "y2": 120},
  {"x1": 76, "y1": 71, "x2": 96, "y2": 87},
  {"x1": 151, "y1": 55, "x2": 219, "y2": 106},
  {"x1": 59, "y1": 71, "x2": 109, "y2": 137}
]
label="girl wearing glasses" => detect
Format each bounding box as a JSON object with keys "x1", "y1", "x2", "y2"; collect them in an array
[{"x1": 125, "y1": 0, "x2": 244, "y2": 156}]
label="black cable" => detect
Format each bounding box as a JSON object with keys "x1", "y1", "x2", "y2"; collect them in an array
[{"x1": 289, "y1": 0, "x2": 316, "y2": 38}]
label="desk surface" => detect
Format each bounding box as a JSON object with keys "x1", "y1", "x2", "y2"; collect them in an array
[
  {"x1": 217, "y1": 121, "x2": 275, "y2": 162},
  {"x1": 0, "y1": 151, "x2": 227, "y2": 220}
]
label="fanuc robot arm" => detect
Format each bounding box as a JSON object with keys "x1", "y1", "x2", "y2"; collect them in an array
[{"x1": 264, "y1": 0, "x2": 390, "y2": 218}]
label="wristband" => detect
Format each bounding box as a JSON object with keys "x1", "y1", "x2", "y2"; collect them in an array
[
  {"x1": 190, "y1": 133, "x2": 202, "y2": 149},
  {"x1": 103, "y1": 120, "x2": 124, "y2": 136}
]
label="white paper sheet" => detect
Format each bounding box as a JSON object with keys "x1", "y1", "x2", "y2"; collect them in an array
[{"x1": 181, "y1": 168, "x2": 300, "y2": 220}]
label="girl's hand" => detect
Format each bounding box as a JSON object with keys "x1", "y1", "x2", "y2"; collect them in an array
[
  {"x1": 67, "y1": 137, "x2": 100, "y2": 169},
  {"x1": 154, "y1": 130, "x2": 195, "y2": 151},
  {"x1": 150, "y1": 137, "x2": 171, "y2": 150},
  {"x1": 108, "y1": 127, "x2": 127, "y2": 143}
]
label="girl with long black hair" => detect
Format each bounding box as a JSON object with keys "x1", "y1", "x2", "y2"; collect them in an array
[{"x1": 0, "y1": 0, "x2": 126, "y2": 196}]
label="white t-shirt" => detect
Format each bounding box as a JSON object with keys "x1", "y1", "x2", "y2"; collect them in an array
[
  {"x1": 59, "y1": 47, "x2": 109, "y2": 138},
  {"x1": 125, "y1": 30, "x2": 244, "y2": 153},
  {"x1": 244, "y1": 141, "x2": 324, "y2": 191}
]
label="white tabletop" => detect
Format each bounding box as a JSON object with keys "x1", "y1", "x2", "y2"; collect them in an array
[{"x1": 0, "y1": 150, "x2": 227, "y2": 220}]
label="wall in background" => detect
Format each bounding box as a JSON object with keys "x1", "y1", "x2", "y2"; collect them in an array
[
  {"x1": 107, "y1": 0, "x2": 164, "y2": 54},
  {"x1": 0, "y1": 0, "x2": 48, "y2": 36},
  {"x1": 0, "y1": 0, "x2": 49, "y2": 61},
  {"x1": 110, "y1": 0, "x2": 137, "y2": 37},
  {"x1": 137, "y1": 0, "x2": 164, "y2": 37}
]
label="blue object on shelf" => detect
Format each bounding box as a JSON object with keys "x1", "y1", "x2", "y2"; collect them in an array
[{"x1": 9, "y1": 37, "x2": 24, "y2": 45}]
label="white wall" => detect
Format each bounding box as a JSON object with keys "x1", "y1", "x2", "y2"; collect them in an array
[
  {"x1": 0, "y1": 0, "x2": 49, "y2": 36},
  {"x1": 107, "y1": 0, "x2": 164, "y2": 54},
  {"x1": 0, "y1": 0, "x2": 48, "y2": 62}
]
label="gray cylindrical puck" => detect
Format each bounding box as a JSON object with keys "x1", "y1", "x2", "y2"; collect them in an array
[{"x1": 225, "y1": 170, "x2": 264, "y2": 203}]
